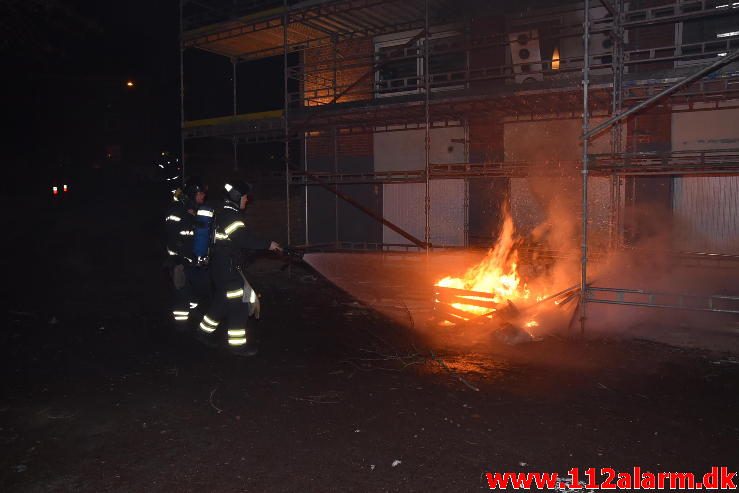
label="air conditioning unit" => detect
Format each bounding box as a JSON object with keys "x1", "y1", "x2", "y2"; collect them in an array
[
  {"x1": 589, "y1": 31, "x2": 617, "y2": 68},
  {"x1": 588, "y1": 6, "x2": 628, "y2": 72},
  {"x1": 509, "y1": 30, "x2": 544, "y2": 83}
]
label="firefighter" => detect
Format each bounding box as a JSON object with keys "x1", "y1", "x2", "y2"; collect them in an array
[
  {"x1": 164, "y1": 177, "x2": 209, "y2": 331},
  {"x1": 198, "y1": 180, "x2": 281, "y2": 356}
]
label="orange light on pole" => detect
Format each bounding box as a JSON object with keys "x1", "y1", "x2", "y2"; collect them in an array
[
  {"x1": 551, "y1": 47, "x2": 561, "y2": 71},
  {"x1": 126, "y1": 80, "x2": 134, "y2": 88}
]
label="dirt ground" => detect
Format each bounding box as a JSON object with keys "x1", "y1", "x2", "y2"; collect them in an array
[{"x1": 1, "y1": 181, "x2": 738, "y2": 492}]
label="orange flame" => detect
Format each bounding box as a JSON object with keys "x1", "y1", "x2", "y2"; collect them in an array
[{"x1": 435, "y1": 215, "x2": 531, "y2": 320}]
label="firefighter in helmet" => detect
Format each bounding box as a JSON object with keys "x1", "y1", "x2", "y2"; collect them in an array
[
  {"x1": 164, "y1": 177, "x2": 210, "y2": 330},
  {"x1": 198, "y1": 180, "x2": 281, "y2": 356}
]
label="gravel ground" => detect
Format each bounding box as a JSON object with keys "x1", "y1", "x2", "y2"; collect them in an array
[{"x1": 1, "y1": 182, "x2": 737, "y2": 492}]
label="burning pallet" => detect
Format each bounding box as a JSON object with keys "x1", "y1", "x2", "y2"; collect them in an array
[
  {"x1": 433, "y1": 285, "x2": 532, "y2": 343},
  {"x1": 433, "y1": 284, "x2": 581, "y2": 344}
]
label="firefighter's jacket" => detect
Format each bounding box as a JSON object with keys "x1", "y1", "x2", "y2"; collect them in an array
[
  {"x1": 211, "y1": 201, "x2": 270, "y2": 287},
  {"x1": 164, "y1": 198, "x2": 196, "y2": 265}
]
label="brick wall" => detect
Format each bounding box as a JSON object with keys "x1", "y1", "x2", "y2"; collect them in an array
[
  {"x1": 626, "y1": 108, "x2": 672, "y2": 154},
  {"x1": 469, "y1": 16, "x2": 507, "y2": 91},
  {"x1": 622, "y1": 0, "x2": 675, "y2": 244},
  {"x1": 304, "y1": 130, "x2": 378, "y2": 245},
  {"x1": 305, "y1": 132, "x2": 333, "y2": 163},
  {"x1": 337, "y1": 132, "x2": 372, "y2": 158},
  {"x1": 469, "y1": 118, "x2": 504, "y2": 163},
  {"x1": 303, "y1": 38, "x2": 374, "y2": 106},
  {"x1": 624, "y1": 107, "x2": 673, "y2": 244},
  {"x1": 305, "y1": 131, "x2": 373, "y2": 165},
  {"x1": 468, "y1": 118, "x2": 508, "y2": 244},
  {"x1": 244, "y1": 196, "x2": 305, "y2": 246}
]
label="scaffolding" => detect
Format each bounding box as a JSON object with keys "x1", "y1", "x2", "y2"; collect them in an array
[{"x1": 180, "y1": 0, "x2": 739, "y2": 326}]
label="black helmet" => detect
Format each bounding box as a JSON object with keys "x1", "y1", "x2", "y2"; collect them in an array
[
  {"x1": 224, "y1": 180, "x2": 253, "y2": 205},
  {"x1": 183, "y1": 176, "x2": 205, "y2": 201}
]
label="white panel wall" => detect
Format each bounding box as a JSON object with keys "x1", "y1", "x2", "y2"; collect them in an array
[
  {"x1": 672, "y1": 109, "x2": 739, "y2": 254},
  {"x1": 382, "y1": 181, "x2": 465, "y2": 246},
  {"x1": 374, "y1": 127, "x2": 465, "y2": 170},
  {"x1": 375, "y1": 127, "x2": 466, "y2": 246}
]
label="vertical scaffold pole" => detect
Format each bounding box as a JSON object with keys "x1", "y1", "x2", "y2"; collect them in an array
[
  {"x1": 283, "y1": 0, "x2": 291, "y2": 247},
  {"x1": 304, "y1": 134, "x2": 309, "y2": 245},
  {"x1": 232, "y1": 59, "x2": 238, "y2": 171},
  {"x1": 333, "y1": 36, "x2": 339, "y2": 247},
  {"x1": 333, "y1": 126, "x2": 339, "y2": 246},
  {"x1": 179, "y1": 0, "x2": 186, "y2": 184},
  {"x1": 424, "y1": 0, "x2": 431, "y2": 253},
  {"x1": 580, "y1": 0, "x2": 591, "y2": 335},
  {"x1": 609, "y1": 0, "x2": 625, "y2": 249}
]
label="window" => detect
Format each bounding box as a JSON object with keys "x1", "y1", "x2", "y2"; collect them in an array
[
  {"x1": 375, "y1": 31, "x2": 466, "y2": 97},
  {"x1": 376, "y1": 42, "x2": 420, "y2": 96},
  {"x1": 424, "y1": 35, "x2": 467, "y2": 89},
  {"x1": 679, "y1": 13, "x2": 739, "y2": 64}
]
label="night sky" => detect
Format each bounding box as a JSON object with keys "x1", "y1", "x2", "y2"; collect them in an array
[
  {"x1": 2, "y1": 0, "x2": 287, "y2": 191},
  {"x1": 4, "y1": 0, "x2": 181, "y2": 178}
]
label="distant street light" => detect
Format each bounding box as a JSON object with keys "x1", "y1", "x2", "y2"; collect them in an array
[{"x1": 126, "y1": 80, "x2": 134, "y2": 87}]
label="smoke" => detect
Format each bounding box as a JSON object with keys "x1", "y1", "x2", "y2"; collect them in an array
[
  {"x1": 303, "y1": 121, "x2": 737, "y2": 352},
  {"x1": 515, "y1": 171, "x2": 737, "y2": 346},
  {"x1": 500, "y1": 119, "x2": 737, "y2": 347}
]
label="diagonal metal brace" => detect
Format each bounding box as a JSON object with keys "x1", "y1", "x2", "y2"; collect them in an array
[
  {"x1": 598, "y1": 0, "x2": 617, "y2": 18},
  {"x1": 305, "y1": 171, "x2": 429, "y2": 248},
  {"x1": 583, "y1": 49, "x2": 739, "y2": 141}
]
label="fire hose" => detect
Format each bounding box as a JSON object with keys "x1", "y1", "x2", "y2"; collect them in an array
[{"x1": 279, "y1": 246, "x2": 305, "y2": 271}]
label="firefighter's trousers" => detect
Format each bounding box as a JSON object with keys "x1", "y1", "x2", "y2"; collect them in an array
[
  {"x1": 198, "y1": 279, "x2": 255, "y2": 352},
  {"x1": 171, "y1": 264, "x2": 211, "y2": 331}
]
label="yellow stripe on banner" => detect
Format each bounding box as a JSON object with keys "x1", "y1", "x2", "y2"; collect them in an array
[{"x1": 182, "y1": 110, "x2": 283, "y2": 129}]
